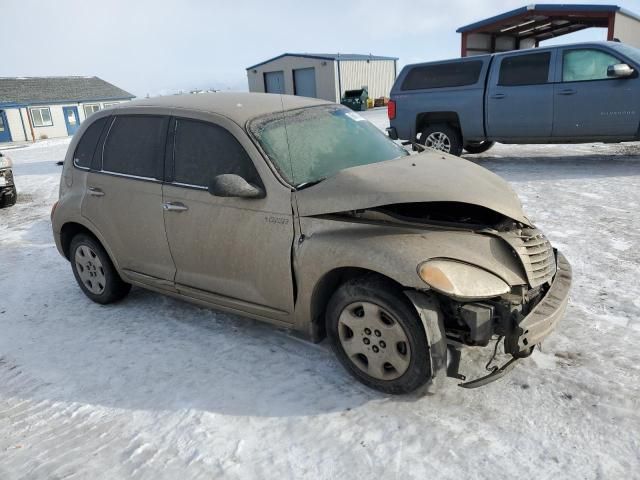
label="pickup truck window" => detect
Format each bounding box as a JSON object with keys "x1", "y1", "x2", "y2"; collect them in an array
[
  {"x1": 401, "y1": 61, "x2": 483, "y2": 90},
  {"x1": 498, "y1": 52, "x2": 550, "y2": 86},
  {"x1": 563, "y1": 49, "x2": 621, "y2": 82}
]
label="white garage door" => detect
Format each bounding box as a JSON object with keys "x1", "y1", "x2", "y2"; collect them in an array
[
  {"x1": 293, "y1": 68, "x2": 317, "y2": 98},
  {"x1": 264, "y1": 71, "x2": 285, "y2": 94}
]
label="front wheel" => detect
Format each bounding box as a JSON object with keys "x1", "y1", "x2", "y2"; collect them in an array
[
  {"x1": 419, "y1": 124, "x2": 463, "y2": 156},
  {"x1": 464, "y1": 141, "x2": 495, "y2": 154},
  {"x1": 326, "y1": 276, "x2": 431, "y2": 394}
]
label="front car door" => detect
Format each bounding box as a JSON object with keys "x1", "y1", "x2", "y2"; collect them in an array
[
  {"x1": 81, "y1": 112, "x2": 176, "y2": 287},
  {"x1": 162, "y1": 113, "x2": 295, "y2": 323},
  {"x1": 553, "y1": 46, "x2": 640, "y2": 139},
  {"x1": 486, "y1": 49, "x2": 555, "y2": 140}
]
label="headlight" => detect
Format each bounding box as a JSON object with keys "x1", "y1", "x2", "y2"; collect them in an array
[
  {"x1": 418, "y1": 259, "x2": 510, "y2": 300},
  {"x1": 0, "y1": 155, "x2": 13, "y2": 169}
]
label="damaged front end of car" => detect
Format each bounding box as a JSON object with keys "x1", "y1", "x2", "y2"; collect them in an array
[
  {"x1": 343, "y1": 204, "x2": 572, "y2": 388},
  {"x1": 294, "y1": 152, "x2": 572, "y2": 389}
]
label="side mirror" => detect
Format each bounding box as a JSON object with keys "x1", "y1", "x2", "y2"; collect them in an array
[
  {"x1": 607, "y1": 63, "x2": 634, "y2": 78},
  {"x1": 208, "y1": 174, "x2": 265, "y2": 199}
]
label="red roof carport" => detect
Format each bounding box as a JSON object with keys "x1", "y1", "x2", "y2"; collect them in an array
[{"x1": 457, "y1": 4, "x2": 640, "y2": 56}]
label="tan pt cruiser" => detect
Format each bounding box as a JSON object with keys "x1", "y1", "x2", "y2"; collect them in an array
[{"x1": 51, "y1": 93, "x2": 571, "y2": 394}]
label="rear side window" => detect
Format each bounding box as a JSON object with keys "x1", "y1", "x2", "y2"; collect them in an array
[
  {"x1": 498, "y1": 52, "x2": 551, "y2": 86},
  {"x1": 74, "y1": 117, "x2": 108, "y2": 168},
  {"x1": 401, "y1": 61, "x2": 483, "y2": 90},
  {"x1": 172, "y1": 119, "x2": 261, "y2": 188},
  {"x1": 102, "y1": 115, "x2": 168, "y2": 178}
]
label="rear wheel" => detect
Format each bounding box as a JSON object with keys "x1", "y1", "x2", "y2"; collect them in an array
[
  {"x1": 420, "y1": 123, "x2": 463, "y2": 156},
  {"x1": 326, "y1": 276, "x2": 431, "y2": 394},
  {"x1": 464, "y1": 141, "x2": 495, "y2": 154},
  {"x1": 70, "y1": 233, "x2": 131, "y2": 304}
]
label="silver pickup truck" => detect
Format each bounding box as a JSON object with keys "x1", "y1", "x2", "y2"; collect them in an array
[{"x1": 388, "y1": 41, "x2": 640, "y2": 155}]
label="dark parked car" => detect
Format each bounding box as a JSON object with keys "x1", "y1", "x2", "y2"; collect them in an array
[
  {"x1": 0, "y1": 152, "x2": 17, "y2": 208},
  {"x1": 388, "y1": 41, "x2": 640, "y2": 155}
]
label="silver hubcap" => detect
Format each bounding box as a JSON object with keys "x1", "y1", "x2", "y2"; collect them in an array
[
  {"x1": 74, "y1": 245, "x2": 106, "y2": 295},
  {"x1": 425, "y1": 132, "x2": 451, "y2": 153},
  {"x1": 338, "y1": 301, "x2": 411, "y2": 381}
]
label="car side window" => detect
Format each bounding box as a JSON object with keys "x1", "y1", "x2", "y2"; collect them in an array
[
  {"x1": 102, "y1": 115, "x2": 168, "y2": 178},
  {"x1": 172, "y1": 118, "x2": 261, "y2": 188},
  {"x1": 563, "y1": 49, "x2": 622, "y2": 82},
  {"x1": 498, "y1": 52, "x2": 551, "y2": 86},
  {"x1": 74, "y1": 117, "x2": 108, "y2": 169},
  {"x1": 401, "y1": 61, "x2": 483, "y2": 90}
]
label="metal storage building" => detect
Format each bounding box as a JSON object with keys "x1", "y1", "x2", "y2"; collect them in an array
[{"x1": 246, "y1": 53, "x2": 398, "y2": 102}]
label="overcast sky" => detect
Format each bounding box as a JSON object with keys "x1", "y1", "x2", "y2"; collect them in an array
[{"x1": 2, "y1": 0, "x2": 639, "y2": 97}]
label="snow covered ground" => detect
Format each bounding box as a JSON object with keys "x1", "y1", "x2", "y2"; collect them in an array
[{"x1": 1, "y1": 111, "x2": 639, "y2": 479}]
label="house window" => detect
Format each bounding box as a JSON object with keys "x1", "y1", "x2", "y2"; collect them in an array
[
  {"x1": 84, "y1": 104, "x2": 101, "y2": 117},
  {"x1": 102, "y1": 102, "x2": 119, "y2": 108},
  {"x1": 30, "y1": 107, "x2": 53, "y2": 127}
]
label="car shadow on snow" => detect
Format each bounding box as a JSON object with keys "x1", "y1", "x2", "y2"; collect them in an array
[
  {"x1": 11, "y1": 159, "x2": 62, "y2": 177},
  {"x1": 466, "y1": 152, "x2": 640, "y2": 182},
  {"x1": 7, "y1": 253, "x2": 445, "y2": 417}
]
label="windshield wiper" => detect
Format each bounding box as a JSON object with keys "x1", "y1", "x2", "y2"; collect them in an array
[{"x1": 296, "y1": 178, "x2": 326, "y2": 190}]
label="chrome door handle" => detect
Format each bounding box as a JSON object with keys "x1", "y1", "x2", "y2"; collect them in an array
[
  {"x1": 558, "y1": 89, "x2": 577, "y2": 95},
  {"x1": 87, "y1": 186, "x2": 105, "y2": 197},
  {"x1": 163, "y1": 202, "x2": 188, "y2": 212},
  {"x1": 491, "y1": 93, "x2": 506, "y2": 99}
]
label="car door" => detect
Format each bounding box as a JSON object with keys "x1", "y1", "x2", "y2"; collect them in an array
[
  {"x1": 553, "y1": 46, "x2": 640, "y2": 139},
  {"x1": 162, "y1": 114, "x2": 295, "y2": 322},
  {"x1": 81, "y1": 114, "x2": 176, "y2": 286},
  {"x1": 486, "y1": 50, "x2": 555, "y2": 140}
]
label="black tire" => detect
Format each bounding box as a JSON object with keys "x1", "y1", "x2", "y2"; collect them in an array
[
  {"x1": 70, "y1": 233, "x2": 131, "y2": 304},
  {"x1": 0, "y1": 186, "x2": 17, "y2": 208},
  {"x1": 419, "y1": 123, "x2": 463, "y2": 156},
  {"x1": 326, "y1": 275, "x2": 431, "y2": 394},
  {"x1": 464, "y1": 141, "x2": 495, "y2": 154}
]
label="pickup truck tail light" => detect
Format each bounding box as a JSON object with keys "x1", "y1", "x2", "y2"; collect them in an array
[{"x1": 387, "y1": 100, "x2": 396, "y2": 120}]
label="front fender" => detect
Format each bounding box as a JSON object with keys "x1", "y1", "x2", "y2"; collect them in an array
[
  {"x1": 292, "y1": 217, "x2": 528, "y2": 335},
  {"x1": 404, "y1": 290, "x2": 447, "y2": 392}
]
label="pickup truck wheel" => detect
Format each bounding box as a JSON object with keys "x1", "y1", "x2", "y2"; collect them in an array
[
  {"x1": 70, "y1": 233, "x2": 131, "y2": 304},
  {"x1": 326, "y1": 276, "x2": 431, "y2": 394},
  {"x1": 420, "y1": 124, "x2": 463, "y2": 156},
  {"x1": 464, "y1": 141, "x2": 495, "y2": 154}
]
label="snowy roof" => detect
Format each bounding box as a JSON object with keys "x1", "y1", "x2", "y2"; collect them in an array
[
  {"x1": 0, "y1": 76, "x2": 134, "y2": 106},
  {"x1": 457, "y1": 4, "x2": 640, "y2": 33},
  {"x1": 246, "y1": 53, "x2": 398, "y2": 70}
]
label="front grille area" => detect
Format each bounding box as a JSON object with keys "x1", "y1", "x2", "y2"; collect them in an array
[{"x1": 499, "y1": 228, "x2": 556, "y2": 288}]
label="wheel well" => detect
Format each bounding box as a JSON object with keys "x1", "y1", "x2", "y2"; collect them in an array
[
  {"x1": 415, "y1": 112, "x2": 460, "y2": 140},
  {"x1": 309, "y1": 267, "x2": 405, "y2": 342},
  {"x1": 60, "y1": 222, "x2": 97, "y2": 260}
]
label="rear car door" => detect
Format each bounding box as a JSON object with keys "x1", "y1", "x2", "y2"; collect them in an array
[
  {"x1": 486, "y1": 50, "x2": 555, "y2": 140},
  {"x1": 81, "y1": 114, "x2": 176, "y2": 285},
  {"x1": 162, "y1": 115, "x2": 295, "y2": 322},
  {"x1": 553, "y1": 46, "x2": 640, "y2": 138}
]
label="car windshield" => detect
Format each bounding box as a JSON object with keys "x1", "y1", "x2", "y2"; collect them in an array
[{"x1": 249, "y1": 104, "x2": 408, "y2": 187}]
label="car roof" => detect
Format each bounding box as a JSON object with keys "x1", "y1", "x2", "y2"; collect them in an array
[{"x1": 114, "y1": 92, "x2": 333, "y2": 124}]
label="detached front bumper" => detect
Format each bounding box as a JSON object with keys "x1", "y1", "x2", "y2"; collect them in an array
[{"x1": 505, "y1": 250, "x2": 572, "y2": 356}]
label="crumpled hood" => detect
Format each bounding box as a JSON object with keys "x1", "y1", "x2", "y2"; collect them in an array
[{"x1": 295, "y1": 151, "x2": 531, "y2": 226}]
